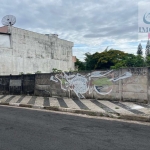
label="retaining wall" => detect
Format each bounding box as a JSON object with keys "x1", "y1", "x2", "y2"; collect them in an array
[{"x1": 0, "y1": 67, "x2": 149, "y2": 103}]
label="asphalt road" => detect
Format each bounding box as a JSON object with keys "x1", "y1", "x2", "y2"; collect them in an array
[{"x1": 0, "y1": 106, "x2": 150, "y2": 150}]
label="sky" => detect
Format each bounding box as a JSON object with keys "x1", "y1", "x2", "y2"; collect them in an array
[{"x1": 0, "y1": 0, "x2": 150, "y2": 61}]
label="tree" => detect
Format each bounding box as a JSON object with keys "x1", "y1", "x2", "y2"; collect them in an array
[
  {"x1": 137, "y1": 43, "x2": 143, "y2": 55},
  {"x1": 111, "y1": 54, "x2": 145, "y2": 69},
  {"x1": 145, "y1": 40, "x2": 150, "y2": 56},
  {"x1": 75, "y1": 58, "x2": 85, "y2": 71},
  {"x1": 145, "y1": 54, "x2": 150, "y2": 66},
  {"x1": 84, "y1": 52, "x2": 100, "y2": 70},
  {"x1": 76, "y1": 48, "x2": 147, "y2": 71},
  {"x1": 125, "y1": 54, "x2": 145, "y2": 67},
  {"x1": 95, "y1": 49, "x2": 127, "y2": 69}
]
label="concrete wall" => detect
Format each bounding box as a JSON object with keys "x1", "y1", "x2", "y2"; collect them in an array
[
  {"x1": 121, "y1": 68, "x2": 147, "y2": 102},
  {"x1": 0, "y1": 67, "x2": 149, "y2": 103},
  {"x1": 0, "y1": 34, "x2": 10, "y2": 47},
  {"x1": 34, "y1": 73, "x2": 69, "y2": 97},
  {"x1": 0, "y1": 74, "x2": 35, "y2": 95},
  {"x1": 0, "y1": 26, "x2": 74, "y2": 75},
  {"x1": 33, "y1": 67, "x2": 150, "y2": 103}
]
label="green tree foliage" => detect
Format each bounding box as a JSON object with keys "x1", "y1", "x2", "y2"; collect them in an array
[
  {"x1": 75, "y1": 48, "x2": 147, "y2": 71},
  {"x1": 111, "y1": 54, "x2": 145, "y2": 69},
  {"x1": 75, "y1": 58, "x2": 85, "y2": 71},
  {"x1": 125, "y1": 54, "x2": 145, "y2": 67},
  {"x1": 137, "y1": 43, "x2": 143, "y2": 55},
  {"x1": 145, "y1": 55, "x2": 150, "y2": 66},
  {"x1": 95, "y1": 49, "x2": 127, "y2": 69},
  {"x1": 84, "y1": 52, "x2": 100, "y2": 70}
]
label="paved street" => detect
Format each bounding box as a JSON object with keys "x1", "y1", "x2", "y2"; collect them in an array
[{"x1": 0, "y1": 106, "x2": 150, "y2": 150}]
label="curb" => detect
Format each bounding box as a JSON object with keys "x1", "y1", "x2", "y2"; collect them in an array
[
  {"x1": 119, "y1": 114, "x2": 150, "y2": 122},
  {"x1": 0, "y1": 102, "x2": 150, "y2": 123},
  {"x1": 0, "y1": 102, "x2": 9, "y2": 105},
  {"x1": 43, "y1": 106, "x2": 119, "y2": 118}
]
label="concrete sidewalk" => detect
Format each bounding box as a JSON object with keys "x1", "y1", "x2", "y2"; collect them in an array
[{"x1": 0, "y1": 95, "x2": 150, "y2": 122}]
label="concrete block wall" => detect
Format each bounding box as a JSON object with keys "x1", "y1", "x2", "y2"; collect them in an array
[
  {"x1": 0, "y1": 26, "x2": 74, "y2": 75},
  {"x1": 94, "y1": 70, "x2": 120, "y2": 100},
  {"x1": 34, "y1": 73, "x2": 69, "y2": 97},
  {"x1": 0, "y1": 74, "x2": 35, "y2": 95},
  {"x1": 121, "y1": 68, "x2": 148, "y2": 102},
  {"x1": 0, "y1": 67, "x2": 150, "y2": 103},
  {"x1": 42, "y1": 67, "x2": 149, "y2": 102}
]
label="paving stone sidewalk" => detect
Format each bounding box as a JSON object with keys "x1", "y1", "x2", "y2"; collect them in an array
[{"x1": 0, "y1": 95, "x2": 150, "y2": 122}]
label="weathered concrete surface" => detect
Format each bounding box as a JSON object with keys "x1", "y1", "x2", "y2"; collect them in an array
[
  {"x1": 43, "y1": 68, "x2": 148, "y2": 102},
  {"x1": 0, "y1": 26, "x2": 74, "y2": 75},
  {"x1": 0, "y1": 67, "x2": 150, "y2": 102}
]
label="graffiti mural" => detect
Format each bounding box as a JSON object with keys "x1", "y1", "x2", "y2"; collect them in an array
[{"x1": 50, "y1": 70, "x2": 132, "y2": 99}]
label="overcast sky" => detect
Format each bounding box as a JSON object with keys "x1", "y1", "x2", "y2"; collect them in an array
[{"x1": 0, "y1": 0, "x2": 150, "y2": 61}]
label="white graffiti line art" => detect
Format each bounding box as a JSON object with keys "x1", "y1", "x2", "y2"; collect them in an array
[
  {"x1": 50, "y1": 74, "x2": 68, "y2": 91},
  {"x1": 90, "y1": 70, "x2": 113, "y2": 78},
  {"x1": 109, "y1": 72, "x2": 132, "y2": 82},
  {"x1": 63, "y1": 74, "x2": 76, "y2": 80},
  {"x1": 94, "y1": 85, "x2": 112, "y2": 95},
  {"x1": 69, "y1": 75, "x2": 89, "y2": 98},
  {"x1": 50, "y1": 76, "x2": 58, "y2": 82},
  {"x1": 50, "y1": 71, "x2": 132, "y2": 99},
  {"x1": 50, "y1": 73, "x2": 89, "y2": 98},
  {"x1": 61, "y1": 73, "x2": 90, "y2": 98}
]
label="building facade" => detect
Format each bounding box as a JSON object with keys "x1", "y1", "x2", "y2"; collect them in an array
[{"x1": 0, "y1": 26, "x2": 74, "y2": 75}]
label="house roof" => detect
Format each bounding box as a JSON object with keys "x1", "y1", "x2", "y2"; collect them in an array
[{"x1": 0, "y1": 26, "x2": 8, "y2": 33}]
